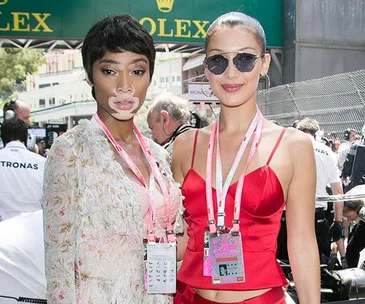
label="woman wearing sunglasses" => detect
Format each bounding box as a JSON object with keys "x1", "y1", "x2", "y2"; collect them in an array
[{"x1": 172, "y1": 12, "x2": 320, "y2": 304}]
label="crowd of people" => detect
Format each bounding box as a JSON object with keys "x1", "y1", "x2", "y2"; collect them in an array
[
  {"x1": 279, "y1": 119, "x2": 365, "y2": 274},
  {"x1": 0, "y1": 10, "x2": 365, "y2": 304}
]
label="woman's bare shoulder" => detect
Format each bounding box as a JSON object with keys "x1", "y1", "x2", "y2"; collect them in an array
[
  {"x1": 173, "y1": 125, "x2": 212, "y2": 153},
  {"x1": 283, "y1": 127, "x2": 313, "y2": 148},
  {"x1": 262, "y1": 123, "x2": 313, "y2": 162},
  {"x1": 278, "y1": 127, "x2": 314, "y2": 168},
  {"x1": 173, "y1": 129, "x2": 196, "y2": 155}
]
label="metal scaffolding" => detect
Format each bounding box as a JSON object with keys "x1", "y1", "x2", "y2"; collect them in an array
[{"x1": 258, "y1": 70, "x2": 365, "y2": 138}]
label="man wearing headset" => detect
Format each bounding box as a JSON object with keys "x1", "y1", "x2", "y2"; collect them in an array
[
  {"x1": 147, "y1": 92, "x2": 193, "y2": 157},
  {"x1": 1, "y1": 99, "x2": 37, "y2": 152},
  {"x1": 338, "y1": 128, "x2": 357, "y2": 171}
]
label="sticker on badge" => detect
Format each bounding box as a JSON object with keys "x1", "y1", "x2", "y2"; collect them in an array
[
  {"x1": 203, "y1": 228, "x2": 212, "y2": 276},
  {"x1": 146, "y1": 242, "x2": 176, "y2": 294},
  {"x1": 209, "y1": 232, "x2": 245, "y2": 284}
]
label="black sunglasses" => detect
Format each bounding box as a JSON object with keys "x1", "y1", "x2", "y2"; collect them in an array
[{"x1": 204, "y1": 52, "x2": 263, "y2": 75}]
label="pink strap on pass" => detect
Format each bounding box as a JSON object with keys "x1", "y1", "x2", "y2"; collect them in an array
[
  {"x1": 93, "y1": 114, "x2": 175, "y2": 243},
  {"x1": 232, "y1": 113, "x2": 263, "y2": 232},
  {"x1": 133, "y1": 123, "x2": 175, "y2": 243},
  {"x1": 206, "y1": 121, "x2": 218, "y2": 234},
  {"x1": 205, "y1": 110, "x2": 264, "y2": 234}
]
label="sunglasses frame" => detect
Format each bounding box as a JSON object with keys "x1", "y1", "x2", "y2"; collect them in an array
[{"x1": 204, "y1": 51, "x2": 265, "y2": 75}]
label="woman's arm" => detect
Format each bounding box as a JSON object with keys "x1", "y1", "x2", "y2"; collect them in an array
[
  {"x1": 43, "y1": 134, "x2": 80, "y2": 303},
  {"x1": 285, "y1": 130, "x2": 321, "y2": 303}
]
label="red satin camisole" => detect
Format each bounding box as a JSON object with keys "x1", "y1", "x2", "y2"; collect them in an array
[{"x1": 177, "y1": 129, "x2": 288, "y2": 290}]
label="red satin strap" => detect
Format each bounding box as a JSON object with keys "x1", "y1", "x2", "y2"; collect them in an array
[{"x1": 266, "y1": 128, "x2": 286, "y2": 166}]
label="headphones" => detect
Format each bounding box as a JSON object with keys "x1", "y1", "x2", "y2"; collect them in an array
[
  {"x1": 344, "y1": 128, "x2": 357, "y2": 141},
  {"x1": 3, "y1": 99, "x2": 17, "y2": 120},
  {"x1": 344, "y1": 129, "x2": 351, "y2": 141}
]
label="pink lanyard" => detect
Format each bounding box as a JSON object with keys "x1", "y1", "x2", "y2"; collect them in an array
[
  {"x1": 93, "y1": 114, "x2": 175, "y2": 243},
  {"x1": 206, "y1": 111, "x2": 263, "y2": 234}
]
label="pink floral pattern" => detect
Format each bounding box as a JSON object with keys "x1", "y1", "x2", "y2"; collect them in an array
[{"x1": 43, "y1": 120, "x2": 182, "y2": 303}]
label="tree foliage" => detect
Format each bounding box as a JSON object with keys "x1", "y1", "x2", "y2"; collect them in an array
[{"x1": 0, "y1": 48, "x2": 45, "y2": 102}]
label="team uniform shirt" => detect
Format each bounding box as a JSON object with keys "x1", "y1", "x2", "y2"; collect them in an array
[
  {"x1": 338, "y1": 141, "x2": 351, "y2": 171},
  {"x1": 0, "y1": 210, "x2": 47, "y2": 303},
  {"x1": 311, "y1": 137, "x2": 341, "y2": 209},
  {"x1": 0, "y1": 141, "x2": 45, "y2": 221}
]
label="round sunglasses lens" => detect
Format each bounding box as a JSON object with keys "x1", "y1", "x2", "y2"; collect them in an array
[
  {"x1": 206, "y1": 55, "x2": 228, "y2": 75},
  {"x1": 234, "y1": 53, "x2": 257, "y2": 73}
]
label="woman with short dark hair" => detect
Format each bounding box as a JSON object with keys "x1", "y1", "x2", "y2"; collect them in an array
[{"x1": 43, "y1": 14, "x2": 182, "y2": 303}]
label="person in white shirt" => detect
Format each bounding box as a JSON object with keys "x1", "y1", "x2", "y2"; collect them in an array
[
  {"x1": 0, "y1": 210, "x2": 47, "y2": 303},
  {"x1": 297, "y1": 118, "x2": 346, "y2": 266},
  {"x1": 338, "y1": 128, "x2": 357, "y2": 171},
  {"x1": 0, "y1": 118, "x2": 45, "y2": 221}
]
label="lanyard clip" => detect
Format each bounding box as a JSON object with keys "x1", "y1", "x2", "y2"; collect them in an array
[
  {"x1": 147, "y1": 230, "x2": 155, "y2": 243},
  {"x1": 166, "y1": 230, "x2": 176, "y2": 243},
  {"x1": 232, "y1": 219, "x2": 240, "y2": 235},
  {"x1": 207, "y1": 219, "x2": 217, "y2": 234},
  {"x1": 217, "y1": 212, "x2": 225, "y2": 231}
]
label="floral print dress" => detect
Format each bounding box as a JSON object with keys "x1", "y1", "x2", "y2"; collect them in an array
[{"x1": 43, "y1": 120, "x2": 183, "y2": 304}]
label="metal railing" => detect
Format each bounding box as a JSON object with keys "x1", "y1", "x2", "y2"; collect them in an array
[{"x1": 257, "y1": 70, "x2": 365, "y2": 138}]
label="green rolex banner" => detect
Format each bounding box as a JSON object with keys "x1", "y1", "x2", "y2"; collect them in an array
[{"x1": 0, "y1": 0, "x2": 282, "y2": 47}]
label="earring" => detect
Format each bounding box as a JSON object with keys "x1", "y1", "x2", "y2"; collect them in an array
[{"x1": 259, "y1": 74, "x2": 271, "y2": 90}]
